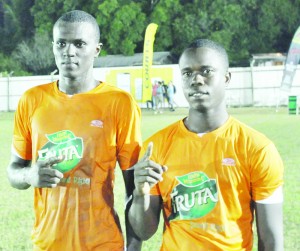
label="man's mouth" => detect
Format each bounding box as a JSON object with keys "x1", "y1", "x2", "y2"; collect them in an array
[
  {"x1": 188, "y1": 91, "x2": 209, "y2": 97},
  {"x1": 63, "y1": 61, "x2": 78, "y2": 65}
]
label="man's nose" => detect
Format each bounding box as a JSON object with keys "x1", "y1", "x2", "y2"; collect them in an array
[
  {"x1": 63, "y1": 44, "x2": 76, "y2": 56},
  {"x1": 191, "y1": 73, "x2": 205, "y2": 86}
]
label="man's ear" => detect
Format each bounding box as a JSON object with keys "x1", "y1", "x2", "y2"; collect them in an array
[
  {"x1": 225, "y1": 72, "x2": 231, "y2": 86},
  {"x1": 95, "y1": 43, "x2": 102, "y2": 57}
]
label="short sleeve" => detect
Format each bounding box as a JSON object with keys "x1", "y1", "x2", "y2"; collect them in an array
[
  {"x1": 116, "y1": 94, "x2": 142, "y2": 170},
  {"x1": 250, "y1": 143, "x2": 284, "y2": 201},
  {"x1": 12, "y1": 93, "x2": 32, "y2": 160}
]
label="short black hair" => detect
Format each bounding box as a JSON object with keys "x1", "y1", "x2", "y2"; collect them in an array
[
  {"x1": 180, "y1": 39, "x2": 229, "y2": 70},
  {"x1": 54, "y1": 10, "x2": 100, "y2": 42}
]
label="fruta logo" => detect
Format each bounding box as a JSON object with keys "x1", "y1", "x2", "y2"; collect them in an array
[
  {"x1": 38, "y1": 130, "x2": 83, "y2": 173},
  {"x1": 169, "y1": 171, "x2": 218, "y2": 221}
]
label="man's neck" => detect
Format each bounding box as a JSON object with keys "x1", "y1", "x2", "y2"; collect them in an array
[
  {"x1": 58, "y1": 76, "x2": 99, "y2": 95},
  {"x1": 185, "y1": 107, "x2": 229, "y2": 134}
]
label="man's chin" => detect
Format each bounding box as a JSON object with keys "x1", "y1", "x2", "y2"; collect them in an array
[{"x1": 60, "y1": 71, "x2": 79, "y2": 79}]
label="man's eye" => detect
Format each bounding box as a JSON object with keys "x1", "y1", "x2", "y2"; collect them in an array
[
  {"x1": 75, "y1": 42, "x2": 85, "y2": 48},
  {"x1": 182, "y1": 72, "x2": 192, "y2": 77},
  {"x1": 56, "y1": 41, "x2": 66, "y2": 48},
  {"x1": 202, "y1": 69, "x2": 213, "y2": 75}
]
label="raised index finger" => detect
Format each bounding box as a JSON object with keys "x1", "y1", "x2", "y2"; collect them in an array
[
  {"x1": 126, "y1": 142, "x2": 153, "y2": 171},
  {"x1": 140, "y1": 142, "x2": 153, "y2": 162}
]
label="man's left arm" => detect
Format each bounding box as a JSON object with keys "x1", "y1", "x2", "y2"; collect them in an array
[
  {"x1": 254, "y1": 192, "x2": 284, "y2": 251},
  {"x1": 251, "y1": 142, "x2": 284, "y2": 251},
  {"x1": 116, "y1": 96, "x2": 142, "y2": 250},
  {"x1": 123, "y1": 170, "x2": 142, "y2": 251}
]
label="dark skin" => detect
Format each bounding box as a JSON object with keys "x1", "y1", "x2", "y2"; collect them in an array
[
  {"x1": 7, "y1": 22, "x2": 101, "y2": 189},
  {"x1": 128, "y1": 47, "x2": 283, "y2": 250},
  {"x1": 180, "y1": 47, "x2": 230, "y2": 133},
  {"x1": 7, "y1": 155, "x2": 64, "y2": 189},
  {"x1": 7, "y1": 20, "x2": 141, "y2": 251},
  {"x1": 7, "y1": 21, "x2": 102, "y2": 189},
  {"x1": 52, "y1": 21, "x2": 101, "y2": 93}
]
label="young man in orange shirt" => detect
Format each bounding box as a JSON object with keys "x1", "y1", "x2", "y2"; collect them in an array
[
  {"x1": 128, "y1": 39, "x2": 284, "y2": 251},
  {"x1": 7, "y1": 10, "x2": 141, "y2": 251}
]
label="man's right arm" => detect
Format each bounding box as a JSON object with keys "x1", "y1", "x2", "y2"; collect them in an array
[
  {"x1": 7, "y1": 153, "x2": 64, "y2": 189},
  {"x1": 127, "y1": 142, "x2": 167, "y2": 240},
  {"x1": 128, "y1": 190, "x2": 162, "y2": 240},
  {"x1": 7, "y1": 154, "x2": 32, "y2": 189}
]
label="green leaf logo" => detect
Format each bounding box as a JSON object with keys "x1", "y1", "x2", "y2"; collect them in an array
[
  {"x1": 176, "y1": 171, "x2": 209, "y2": 187},
  {"x1": 46, "y1": 130, "x2": 76, "y2": 144},
  {"x1": 38, "y1": 130, "x2": 83, "y2": 173},
  {"x1": 169, "y1": 171, "x2": 218, "y2": 221}
]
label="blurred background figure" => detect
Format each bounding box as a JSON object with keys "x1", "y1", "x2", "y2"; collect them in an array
[
  {"x1": 167, "y1": 81, "x2": 176, "y2": 111},
  {"x1": 153, "y1": 80, "x2": 164, "y2": 114}
]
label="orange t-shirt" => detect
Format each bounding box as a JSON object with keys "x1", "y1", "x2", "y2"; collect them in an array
[
  {"x1": 12, "y1": 81, "x2": 142, "y2": 251},
  {"x1": 144, "y1": 117, "x2": 283, "y2": 251}
]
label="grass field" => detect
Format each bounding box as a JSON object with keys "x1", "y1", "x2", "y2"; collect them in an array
[{"x1": 0, "y1": 107, "x2": 299, "y2": 250}]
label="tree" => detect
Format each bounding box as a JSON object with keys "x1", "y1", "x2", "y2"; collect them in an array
[
  {"x1": 95, "y1": 0, "x2": 147, "y2": 55},
  {"x1": 208, "y1": 1, "x2": 251, "y2": 65},
  {"x1": 0, "y1": 52, "x2": 30, "y2": 76},
  {"x1": 1, "y1": 0, "x2": 300, "y2": 72},
  {"x1": 12, "y1": 33, "x2": 56, "y2": 75},
  {"x1": 168, "y1": 0, "x2": 251, "y2": 64},
  {"x1": 257, "y1": 0, "x2": 299, "y2": 53},
  {"x1": 238, "y1": 0, "x2": 300, "y2": 56},
  {"x1": 147, "y1": 0, "x2": 182, "y2": 53},
  {"x1": 0, "y1": 0, "x2": 34, "y2": 54},
  {"x1": 31, "y1": 0, "x2": 81, "y2": 36}
]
